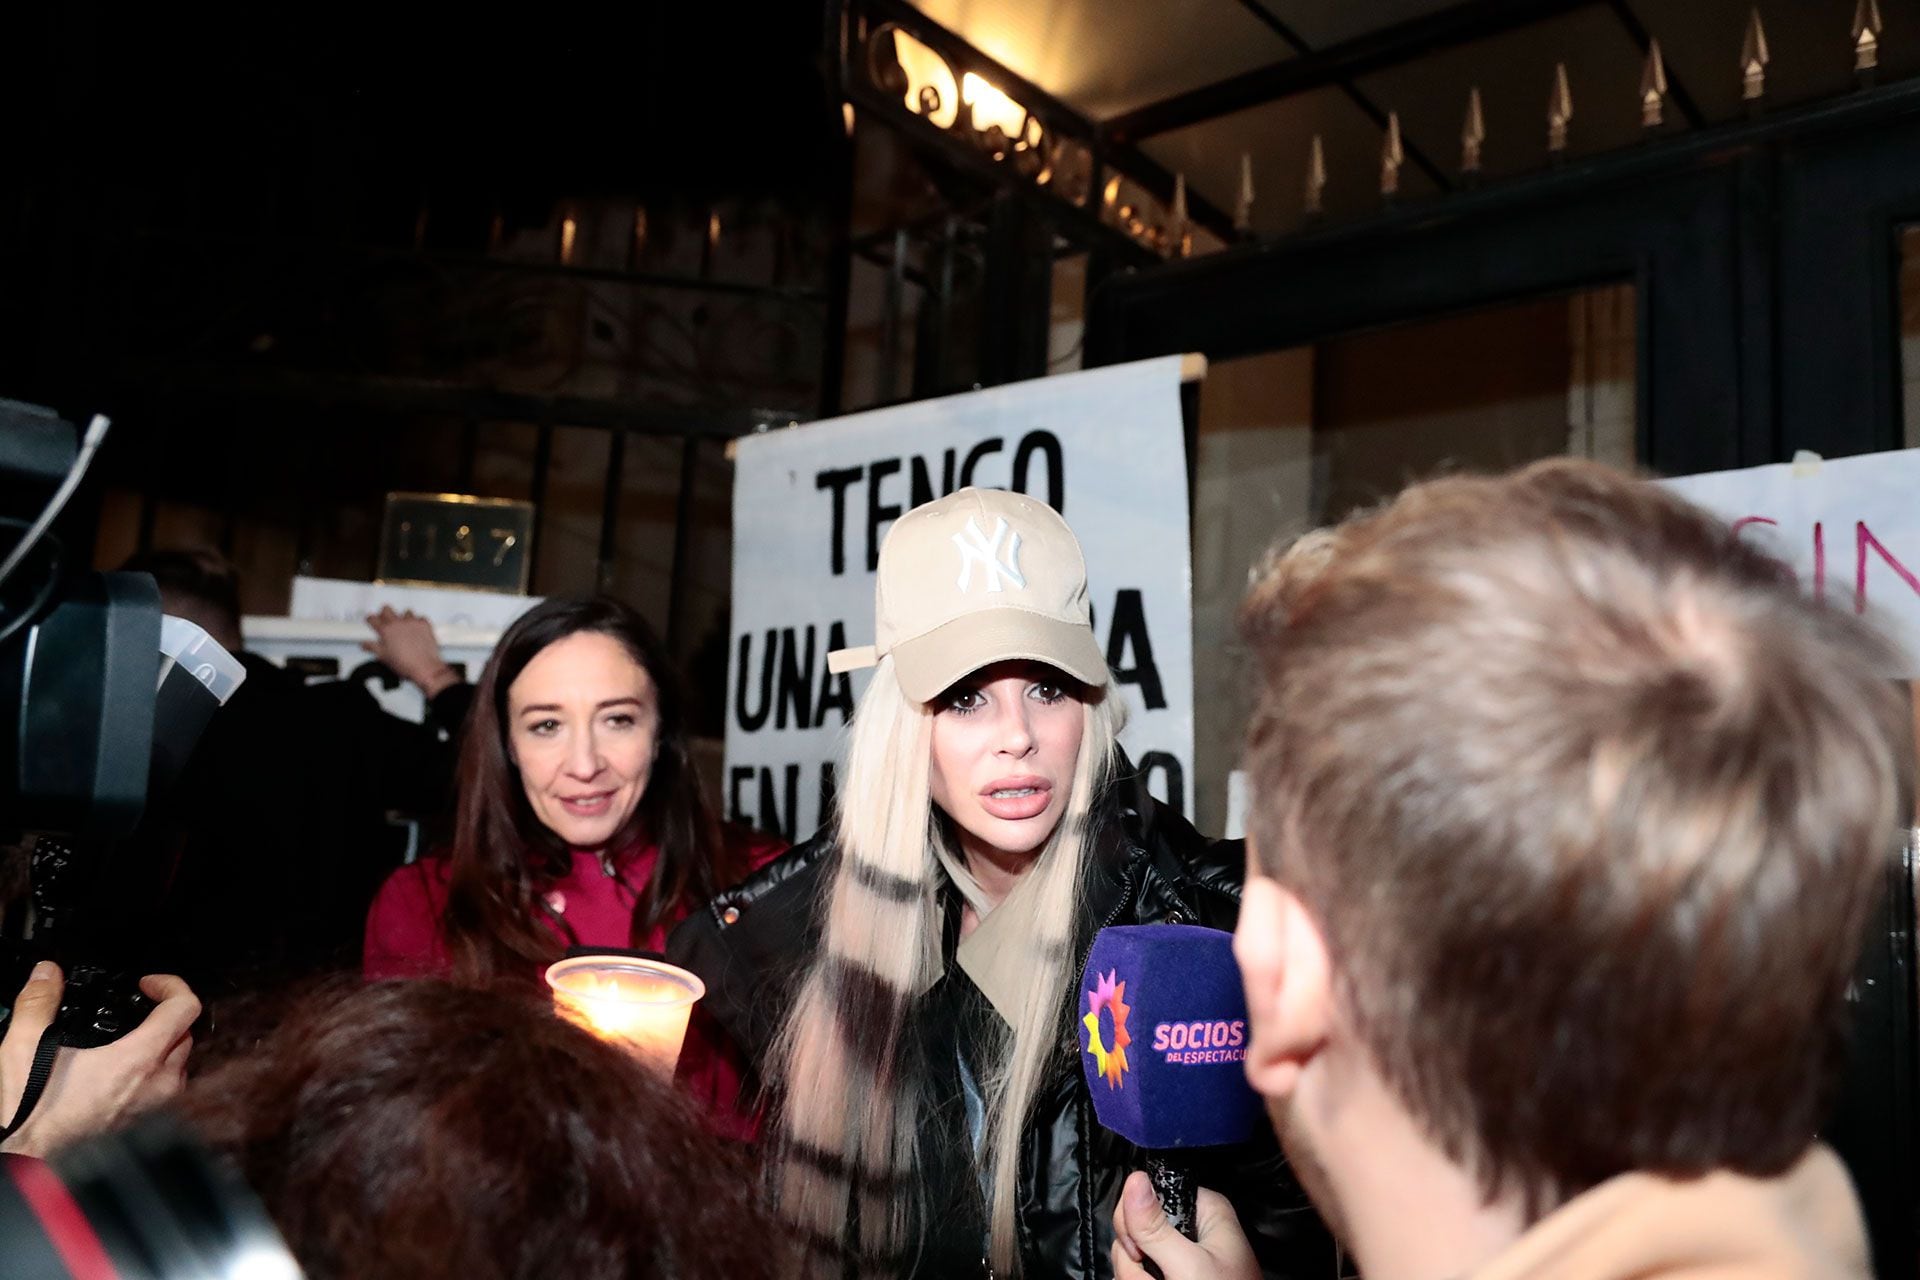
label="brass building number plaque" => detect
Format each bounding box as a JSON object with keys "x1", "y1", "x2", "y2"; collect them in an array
[{"x1": 376, "y1": 492, "x2": 535, "y2": 594}]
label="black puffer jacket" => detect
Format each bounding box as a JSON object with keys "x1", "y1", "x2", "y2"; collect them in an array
[{"x1": 668, "y1": 770, "x2": 1334, "y2": 1279}]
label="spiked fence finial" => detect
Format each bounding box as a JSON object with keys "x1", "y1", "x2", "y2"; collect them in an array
[
  {"x1": 1641, "y1": 39, "x2": 1669, "y2": 128},
  {"x1": 1854, "y1": 0, "x2": 1883, "y2": 77},
  {"x1": 1380, "y1": 112, "x2": 1404, "y2": 198},
  {"x1": 1462, "y1": 86, "x2": 1486, "y2": 176},
  {"x1": 1742, "y1": 8, "x2": 1771, "y2": 103},
  {"x1": 1548, "y1": 62, "x2": 1573, "y2": 156}
]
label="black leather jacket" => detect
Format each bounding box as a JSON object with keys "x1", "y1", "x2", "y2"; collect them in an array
[{"x1": 668, "y1": 772, "x2": 1334, "y2": 1279}]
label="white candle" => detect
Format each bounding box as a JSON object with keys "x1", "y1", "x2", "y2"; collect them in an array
[{"x1": 545, "y1": 956, "x2": 705, "y2": 1077}]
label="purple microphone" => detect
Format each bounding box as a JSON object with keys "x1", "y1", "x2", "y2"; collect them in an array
[{"x1": 1078, "y1": 924, "x2": 1264, "y2": 1242}]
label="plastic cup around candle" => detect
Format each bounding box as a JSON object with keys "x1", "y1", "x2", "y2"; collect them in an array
[{"x1": 544, "y1": 955, "x2": 706, "y2": 1077}]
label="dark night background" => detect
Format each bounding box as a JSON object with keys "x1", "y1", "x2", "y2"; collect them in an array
[{"x1": 1, "y1": 6, "x2": 843, "y2": 593}]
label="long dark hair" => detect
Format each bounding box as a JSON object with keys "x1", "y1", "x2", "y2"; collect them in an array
[
  {"x1": 441, "y1": 596, "x2": 737, "y2": 985},
  {"x1": 178, "y1": 980, "x2": 788, "y2": 1280}
]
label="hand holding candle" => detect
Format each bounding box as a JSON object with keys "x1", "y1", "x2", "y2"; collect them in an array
[{"x1": 545, "y1": 956, "x2": 706, "y2": 1076}]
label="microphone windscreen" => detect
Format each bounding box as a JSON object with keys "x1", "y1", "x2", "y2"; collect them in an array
[{"x1": 1077, "y1": 924, "x2": 1263, "y2": 1149}]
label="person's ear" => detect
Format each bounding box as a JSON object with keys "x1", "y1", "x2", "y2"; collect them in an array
[{"x1": 1235, "y1": 862, "x2": 1333, "y2": 1101}]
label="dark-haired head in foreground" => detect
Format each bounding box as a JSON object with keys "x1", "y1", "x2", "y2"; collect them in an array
[{"x1": 178, "y1": 981, "x2": 786, "y2": 1280}]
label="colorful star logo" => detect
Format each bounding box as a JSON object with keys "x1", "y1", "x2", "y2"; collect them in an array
[{"x1": 1082, "y1": 968, "x2": 1132, "y2": 1089}]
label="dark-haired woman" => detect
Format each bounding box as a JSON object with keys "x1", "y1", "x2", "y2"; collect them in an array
[{"x1": 363, "y1": 596, "x2": 783, "y2": 1128}]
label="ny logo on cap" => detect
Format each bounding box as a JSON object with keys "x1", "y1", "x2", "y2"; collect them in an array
[{"x1": 952, "y1": 516, "x2": 1025, "y2": 593}]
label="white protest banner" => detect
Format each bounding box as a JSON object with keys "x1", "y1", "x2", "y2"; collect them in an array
[
  {"x1": 726, "y1": 356, "x2": 1196, "y2": 843},
  {"x1": 1664, "y1": 447, "x2": 1920, "y2": 674}
]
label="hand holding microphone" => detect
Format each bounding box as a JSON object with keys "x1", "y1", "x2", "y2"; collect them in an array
[{"x1": 1112, "y1": 1169, "x2": 1259, "y2": 1280}]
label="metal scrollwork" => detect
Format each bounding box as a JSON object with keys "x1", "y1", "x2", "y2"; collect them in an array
[
  {"x1": 865, "y1": 23, "x2": 910, "y2": 99},
  {"x1": 866, "y1": 21, "x2": 958, "y2": 129}
]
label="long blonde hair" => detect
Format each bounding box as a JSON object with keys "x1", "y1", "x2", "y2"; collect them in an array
[{"x1": 771, "y1": 658, "x2": 1125, "y2": 1276}]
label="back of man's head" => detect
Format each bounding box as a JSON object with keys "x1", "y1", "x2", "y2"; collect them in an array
[
  {"x1": 119, "y1": 548, "x2": 243, "y2": 653},
  {"x1": 1239, "y1": 459, "x2": 1914, "y2": 1208}
]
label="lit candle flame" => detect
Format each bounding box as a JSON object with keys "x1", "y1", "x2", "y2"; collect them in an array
[{"x1": 546, "y1": 957, "x2": 704, "y2": 1077}]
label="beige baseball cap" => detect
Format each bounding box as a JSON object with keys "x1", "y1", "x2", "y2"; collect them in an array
[{"x1": 826, "y1": 487, "x2": 1110, "y2": 704}]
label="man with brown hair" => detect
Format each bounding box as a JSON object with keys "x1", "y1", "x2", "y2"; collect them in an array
[{"x1": 1114, "y1": 460, "x2": 1914, "y2": 1280}]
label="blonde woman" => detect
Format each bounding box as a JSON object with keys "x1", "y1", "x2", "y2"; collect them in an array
[{"x1": 670, "y1": 489, "x2": 1327, "y2": 1278}]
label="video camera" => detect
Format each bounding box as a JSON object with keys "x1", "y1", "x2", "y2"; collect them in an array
[
  {"x1": 2, "y1": 1113, "x2": 303, "y2": 1280},
  {"x1": 0, "y1": 403, "x2": 305, "y2": 1277},
  {"x1": 0, "y1": 400, "x2": 244, "y2": 1048}
]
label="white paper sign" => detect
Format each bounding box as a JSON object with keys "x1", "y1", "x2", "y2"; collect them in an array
[
  {"x1": 289, "y1": 575, "x2": 542, "y2": 632},
  {"x1": 1664, "y1": 447, "x2": 1920, "y2": 674},
  {"x1": 241, "y1": 617, "x2": 506, "y2": 724},
  {"x1": 726, "y1": 356, "x2": 1197, "y2": 843}
]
